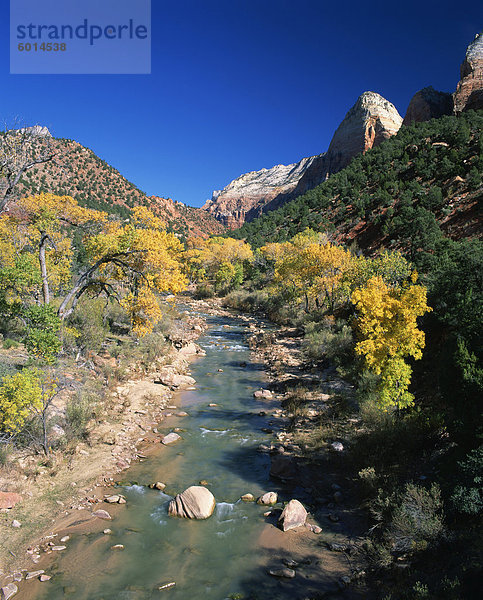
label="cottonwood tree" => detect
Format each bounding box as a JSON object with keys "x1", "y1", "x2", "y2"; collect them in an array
[
  {"x1": 351, "y1": 274, "x2": 431, "y2": 410},
  {"x1": 184, "y1": 236, "x2": 253, "y2": 290},
  {"x1": 0, "y1": 195, "x2": 187, "y2": 352}
]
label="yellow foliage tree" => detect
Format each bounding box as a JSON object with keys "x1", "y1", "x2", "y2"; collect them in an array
[
  {"x1": 270, "y1": 235, "x2": 352, "y2": 311},
  {"x1": 0, "y1": 194, "x2": 187, "y2": 339},
  {"x1": 351, "y1": 275, "x2": 431, "y2": 410},
  {"x1": 184, "y1": 236, "x2": 253, "y2": 290},
  {"x1": 0, "y1": 368, "x2": 43, "y2": 434}
]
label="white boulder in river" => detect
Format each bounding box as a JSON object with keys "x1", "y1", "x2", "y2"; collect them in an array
[
  {"x1": 278, "y1": 499, "x2": 307, "y2": 531},
  {"x1": 168, "y1": 486, "x2": 216, "y2": 519}
]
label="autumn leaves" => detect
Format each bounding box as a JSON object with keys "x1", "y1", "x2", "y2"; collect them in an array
[{"x1": 0, "y1": 192, "x2": 431, "y2": 414}]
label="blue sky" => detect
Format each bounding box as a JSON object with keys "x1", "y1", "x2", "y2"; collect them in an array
[{"x1": 1, "y1": 0, "x2": 482, "y2": 207}]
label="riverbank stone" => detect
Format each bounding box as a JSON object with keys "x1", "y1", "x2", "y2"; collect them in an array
[
  {"x1": 92, "y1": 509, "x2": 112, "y2": 520},
  {"x1": 257, "y1": 492, "x2": 278, "y2": 505},
  {"x1": 269, "y1": 568, "x2": 295, "y2": 578},
  {"x1": 168, "y1": 485, "x2": 215, "y2": 519},
  {"x1": 161, "y1": 432, "x2": 181, "y2": 445},
  {"x1": 254, "y1": 389, "x2": 273, "y2": 400},
  {"x1": 279, "y1": 499, "x2": 307, "y2": 531},
  {"x1": 0, "y1": 492, "x2": 22, "y2": 510},
  {"x1": 0, "y1": 583, "x2": 18, "y2": 599}
]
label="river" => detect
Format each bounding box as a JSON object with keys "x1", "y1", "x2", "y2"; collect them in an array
[{"x1": 24, "y1": 310, "x2": 329, "y2": 600}]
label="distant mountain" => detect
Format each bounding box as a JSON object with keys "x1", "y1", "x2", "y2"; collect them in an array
[
  {"x1": 9, "y1": 136, "x2": 224, "y2": 238},
  {"x1": 232, "y1": 109, "x2": 482, "y2": 253},
  {"x1": 202, "y1": 154, "x2": 324, "y2": 228},
  {"x1": 453, "y1": 31, "x2": 483, "y2": 113},
  {"x1": 203, "y1": 92, "x2": 403, "y2": 228},
  {"x1": 204, "y1": 32, "x2": 483, "y2": 231}
]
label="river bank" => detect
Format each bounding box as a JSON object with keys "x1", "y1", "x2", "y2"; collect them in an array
[
  {"x1": 0, "y1": 300, "x2": 208, "y2": 583},
  {"x1": 2, "y1": 297, "x2": 372, "y2": 600}
]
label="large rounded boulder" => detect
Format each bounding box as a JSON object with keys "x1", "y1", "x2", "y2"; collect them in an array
[
  {"x1": 278, "y1": 499, "x2": 307, "y2": 531},
  {"x1": 168, "y1": 485, "x2": 216, "y2": 520}
]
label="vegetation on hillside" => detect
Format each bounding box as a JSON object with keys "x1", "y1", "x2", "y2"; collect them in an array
[
  {"x1": 1, "y1": 133, "x2": 224, "y2": 238},
  {"x1": 233, "y1": 110, "x2": 482, "y2": 252},
  {"x1": 219, "y1": 111, "x2": 483, "y2": 598},
  {"x1": 0, "y1": 111, "x2": 481, "y2": 598}
]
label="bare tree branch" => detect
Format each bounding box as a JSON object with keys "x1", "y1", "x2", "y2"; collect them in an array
[{"x1": 0, "y1": 123, "x2": 60, "y2": 213}]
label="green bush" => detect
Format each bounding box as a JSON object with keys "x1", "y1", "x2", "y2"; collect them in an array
[
  {"x1": 68, "y1": 298, "x2": 108, "y2": 354},
  {"x1": 390, "y1": 483, "x2": 445, "y2": 553},
  {"x1": 303, "y1": 319, "x2": 353, "y2": 365},
  {"x1": 450, "y1": 446, "x2": 483, "y2": 515},
  {"x1": 3, "y1": 338, "x2": 20, "y2": 349}
]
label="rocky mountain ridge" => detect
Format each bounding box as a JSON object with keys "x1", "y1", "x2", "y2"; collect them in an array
[
  {"x1": 203, "y1": 91, "x2": 403, "y2": 228},
  {"x1": 7, "y1": 136, "x2": 224, "y2": 238},
  {"x1": 203, "y1": 32, "x2": 483, "y2": 229},
  {"x1": 202, "y1": 153, "x2": 325, "y2": 228},
  {"x1": 453, "y1": 31, "x2": 483, "y2": 113}
]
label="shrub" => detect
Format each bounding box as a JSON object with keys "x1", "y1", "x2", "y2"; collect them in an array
[
  {"x1": 0, "y1": 443, "x2": 12, "y2": 466},
  {"x1": 69, "y1": 298, "x2": 108, "y2": 354},
  {"x1": 450, "y1": 446, "x2": 483, "y2": 515},
  {"x1": 3, "y1": 338, "x2": 20, "y2": 349},
  {"x1": 389, "y1": 483, "x2": 445, "y2": 552},
  {"x1": 194, "y1": 282, "x2": 215, "y2": 299},
  {"x1": 65, "y1": 384, "x2": 101, "y2": 440},
  {"x1": 303, "y1": 319, "x2": 353, "y2": 365}
]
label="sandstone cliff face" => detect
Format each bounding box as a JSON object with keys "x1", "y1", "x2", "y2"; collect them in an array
[
  {"x1": 402, "y1": 86, "x2": 454, "y2": 126},
  {"x1": 324, "y1": 91, "x2": 402, "y2": 174},
  {"x1": 202, "y1": 154, "x2": 324, "y2": 227},
  {"x1": 454, "y1": 32, "x2": 483, "y2": 114},
  {"x1": 204, "y1": 91, "x2": 403, "y2": 228}
]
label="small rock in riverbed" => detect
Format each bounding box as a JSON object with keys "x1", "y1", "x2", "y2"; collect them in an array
[
  {"x1": 111, "y1": 544, "x2": 124, "y2": 550},
  {"x1": 241, "y1": 493, "x2": 255, "y2": 502},
  {"x1": 161, "y1": 432, "x2": 181, "y2": 445},
  {"x1": 93, "y1": 509, "x2": 112, "y2": 520},
  {"x1": 26, "y1": 570, "x2": 44, "y2": 580},
  {"x1": 208, "y1": 403, "x2": 218, "y2": 407},
  {"x1": 11, "y1": 520, "x2": 21, "y2": 528},
  {"x1": 176, "y1": 412, "x2": 189, "y2": 417},
  {"x1": 0, "y1": 583, "x2": 18, "y2": 599},
  {"x1": 60, "y1": 536, "x2": 70, "y2": 543},
  {"x1": 254, "y1": 389, "x2": 273, "y2": 400},
  {"x1": 257, "y1": 492, "x2": 278, "y2": 505},
  {"x1": 269, "y1": 568, "x2": 296, "y2": 579},
  {"x1": 103, "y1": 529, "x2": 112, "y2": 534},
  {"x1": 51, "y1": 546, "x2": 66, "y2": 551},
  {"x1": 168, "y1": 486, "x2": 215, "y2": 519},
  {"x1": 150, "y1": 482, "x2": 166, "y2": 490},
  {"x1": 39, "y1": 575, "x2": 51, "y2": 582}
]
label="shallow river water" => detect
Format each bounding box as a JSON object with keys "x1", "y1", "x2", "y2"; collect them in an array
[{"x1": 28, "y1": 312, "x2": 311, "y2": 600}]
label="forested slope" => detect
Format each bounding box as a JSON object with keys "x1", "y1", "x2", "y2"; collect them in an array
[{"x1": 234, "y1": 111, "x2": 482, "y2": 254}]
